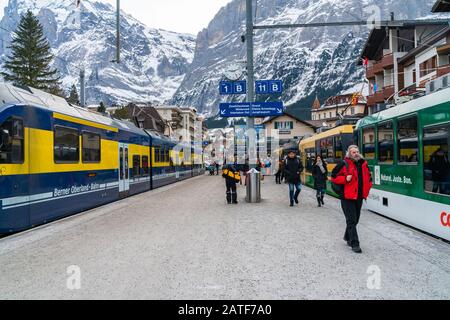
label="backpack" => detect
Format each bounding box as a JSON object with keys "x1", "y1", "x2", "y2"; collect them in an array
[{"x1": 331, "y1": 160, "x2": 349, "y2": 198}]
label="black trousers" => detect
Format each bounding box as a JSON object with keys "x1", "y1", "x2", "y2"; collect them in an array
[
  {"x1": 226, "y1": 180, "x2": 237, "y2": 203},
  {"x1": 341, "y1": 199, "x2": 364, "y2": 247},
  {"x1": 275, "y1": 172, "x2": 282, "y2": 184}
]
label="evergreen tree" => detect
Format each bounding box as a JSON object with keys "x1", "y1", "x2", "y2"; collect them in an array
[
  {"x1": 1, "y1": 10, "x2": 61, "y2": 91},
  {"x1": 113, "y1": 106, "x2": 130, "y2": 120},
  {"x1": 67, "y1": 84, "x2": 79, "y2": 105},
  {"x1": 97, "y1": 102, "x2": 106, "y2": 113}
]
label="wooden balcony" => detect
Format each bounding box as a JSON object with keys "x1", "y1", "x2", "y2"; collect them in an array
[
  {"x1": 366, "y1": 53, "x2": 394, "y2": 79},
  {"x1": 367, "y1": 85, "x2": 395, "y2": 106},
  {"x1": 437, "y1": 64, "x2": 450, "y2": 77}
]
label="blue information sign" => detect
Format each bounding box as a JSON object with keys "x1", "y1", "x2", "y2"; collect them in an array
[
  {"x1": 219, "y1": 102, "x2": 284, "y2": 118},
  {"x1": 255, "y1": 80, "x2": 283, "y2": 94},
  {"x1": 220, "y1": 81, "x2": 247, "y2": 95}
]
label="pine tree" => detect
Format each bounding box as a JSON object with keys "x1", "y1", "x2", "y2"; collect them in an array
[
  {"x1": 67, "y1": 84, "x2": 79, "y2": 105},
  {"x1": 113, "y1": 106, "x2": 130, "y2": 120},
  {"x1": 97, "y1": 102, "x2": 106, "y2": 113},
  {"x1": 1, "y1": 10, "x2": 61, "y2": 91}
]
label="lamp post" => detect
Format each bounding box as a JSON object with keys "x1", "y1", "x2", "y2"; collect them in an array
[
  {"x1": 116, "y1": 0, "x2": 120, "y2": 63},
  {"x1": 246, "y1": 0, "x2": 256, "y2": 168}
]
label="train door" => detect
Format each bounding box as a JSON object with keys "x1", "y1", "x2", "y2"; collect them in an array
[
  {"x1": 0, "y1": 115, "x2": 30, "y2": 231},
  {"x1": 118, "y1": 143, "x2": 130, "y2": 196}
]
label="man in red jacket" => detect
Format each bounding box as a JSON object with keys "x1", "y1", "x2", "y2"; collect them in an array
[{"x1": 331, "y1": 145, "x2": 373, "y2": 254}]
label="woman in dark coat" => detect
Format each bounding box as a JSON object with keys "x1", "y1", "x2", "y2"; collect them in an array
[{"x1": 312, "y1": 155, "x2": 328, "y2": 207}]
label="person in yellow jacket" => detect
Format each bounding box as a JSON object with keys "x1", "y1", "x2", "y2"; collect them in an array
[{"x1": 222, "y1": 163, "x2": 241, "y2": 204}]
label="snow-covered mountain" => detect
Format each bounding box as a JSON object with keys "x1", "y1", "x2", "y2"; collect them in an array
[
  {"x1": 0, "y1": 0, "x2": 196, "y2": 106},
  {"x1": 171, "y1": 0, "x2": 440, "y2": 118}
]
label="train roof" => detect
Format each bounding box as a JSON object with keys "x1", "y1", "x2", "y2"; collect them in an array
[
  {"x1": 0, "y1": 82, "x2": 147, "y2": 136},
  {"x1": 356, "y1": 87, "x2": 450, "y2": 128},
  {"x1": 300, "y1": 124, "x2": 355, "y2": 146},
  {"x1": 144, "y1": 130, "x2": 177, "y2": 146}
]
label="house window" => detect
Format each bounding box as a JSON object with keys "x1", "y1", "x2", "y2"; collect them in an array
[
  {"x1": 275, "y1": 121, "x2": 293, "y2": 130},
  {"x1": 420, "y1": 56, "x2": 437, "y2": 77}
]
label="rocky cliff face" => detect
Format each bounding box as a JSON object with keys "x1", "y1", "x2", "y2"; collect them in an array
[
  {"x1": 171, "y1": 0, "x2": 439, "y2": 118},
  {"x1": 0, "y1": 0, "x2": 196, "y2": 106}
]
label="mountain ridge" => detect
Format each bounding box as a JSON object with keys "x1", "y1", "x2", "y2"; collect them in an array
[
  {"x1": 171, "y1": 0, "x2": 439, "y2": 119},
  {"x1": 0, "y1": 0, "x2": 196, "y2": 106}
]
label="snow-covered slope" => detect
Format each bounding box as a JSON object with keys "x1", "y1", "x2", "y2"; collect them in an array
[
  {"x1": 171, "y1": 0, "x2": 440, "y2": 117},
  {"x1": 0, "y1": 0, "x2": 196, "y2": 105}
]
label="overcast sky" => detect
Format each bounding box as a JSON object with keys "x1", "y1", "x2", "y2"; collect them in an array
[{"x1": 0, "y1": 0, "x2": 234, "y2": 34}]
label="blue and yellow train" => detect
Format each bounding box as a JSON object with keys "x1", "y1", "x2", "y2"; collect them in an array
[{"x1": 0, "y1": 83, "x2": 204, "y2": 233}]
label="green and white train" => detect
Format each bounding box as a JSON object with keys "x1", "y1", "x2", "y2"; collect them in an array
[{"x1": 355, "y1": 88, "x2": 450, "y2": 241}]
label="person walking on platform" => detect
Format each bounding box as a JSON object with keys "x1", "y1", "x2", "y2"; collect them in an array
[
  {"x1": 312, "y1": 155, "x2": 328, "y2": 207},
  {"x1": 284, "y1": 150, "x2": 304, "y2": 207},
  {"x1": 222, "y1": 163, "x2": 241, "y2": 204},
  {"x1": 331, "y1": 145, "x2": 373, "y2": 254},
  {"x1": 215, "y1": 161, "x2": 220, "y2": 176}
]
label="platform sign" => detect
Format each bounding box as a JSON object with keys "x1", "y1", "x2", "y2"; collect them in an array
[
  {"x1": 220, "y1": 81, "x2": 247, "y2": 95},
  {"x1": 269, "y1": 80, "x2": 283, "y2": 94},
  {"x1": 255, "y1": 80, "x2": 283, "y2": 94},
  {"x1": 219, "y1": 81, "x2": 233, "y2": 95},
  {"x1": 255, "y1": 81, "x2": 270, "y2": 94},
  {"x1": 219, "y1": 102, "x2": 284, "y2": 118}
]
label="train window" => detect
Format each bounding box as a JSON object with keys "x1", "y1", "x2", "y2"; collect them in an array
[
  {"x1": 398, "y1": 116, "x2": 418, "y2": 164},
  {"x1": 125, "y1": 149, "x2": 129, "y2": 179},
  {"x1": 378, "y1": 121, "x2": 394, "y2": 164},
  {"x1": 335, "y1": 136, "x2": 343, "y2": 161},
  {"x1": 142, "y1": 156, "x2": 149, "y2": 176},
  {"x1": 320, "y1": 138, "x2": 334, "y2": 163},
  {"x1": 154, "y1": 147, "x2": 160, "y2": 163},
  {"x1": 119, "y1": 147, "x2": 124, "y2": 180},
  {"x1": 82, "y1": 132, "x2": 101, "y2": 163},
  {"x1": 305, "y1": 148, "x2": 316, "y2": 173},
  {"x1": 54, "y1": 126, "x2": 79, "y2": 163},
  {"x1": 0, "y1": 117, "x2": 24, "y2": 164},
  {"x1": 133, "y1": 155, "x2": 140, "y2": 178},
  {"x1": 362, "y1": 127, "x2": 375, "y2": 160},
  {"x1": 165, "y1": 148, "x2": 170, "y2": 163},
  {"x1": 423, "y1": 123, "x2": 450, "y2": 196}
]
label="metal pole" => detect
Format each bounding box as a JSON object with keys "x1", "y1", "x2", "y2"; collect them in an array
[
  {"x1": 116, "y1": 0, "x2": 120, "y2": 63},
  {"x1": 80, "y1": 68, "x2": 85, "y2": 107},
  {"x1": 246, "y1": 0, "x2": 255, "y2": 168}
]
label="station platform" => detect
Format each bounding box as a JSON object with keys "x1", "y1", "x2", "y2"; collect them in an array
[{"x1": 0, "y1": 175, "x2": 449, "y2": 300}]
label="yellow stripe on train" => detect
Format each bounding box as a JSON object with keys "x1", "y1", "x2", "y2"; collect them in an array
[
  {"x1": 1, "y1": 128, "x2": 150, "y2": 176},
  {"x1": 53, "y1": 112, "x2": 119, "y2": 133}
]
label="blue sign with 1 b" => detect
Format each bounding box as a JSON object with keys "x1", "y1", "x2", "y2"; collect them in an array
[
  {"x1": 219, "y1": 101, "x2": 284, "y2": 118},
  {"x1": 219, "y1": 81, "x2": 247, "y2": 95},
  {"x1": 255, "y1": 80, "x2": 283, "y2": 94}
]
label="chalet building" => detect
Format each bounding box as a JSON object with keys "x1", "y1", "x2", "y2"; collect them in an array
[
  {"x1": 432, "y1": 0, "x2": 450, "y2": 12},
  {"x1": 262, "y1": 111, "x2": 321, "y2": 146},
  {"x1": 311, "y1": 94, "x2": 367, "y2": 127},
  {"x1": 358, "y1": 19, "x2": 449, "y2": 114},
  {"x1": 155, "y1": 106, "x2": 205, "y2": 142},
  {"x1": 126, "y1": 103, "x2": 167, "y2": 134}
]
